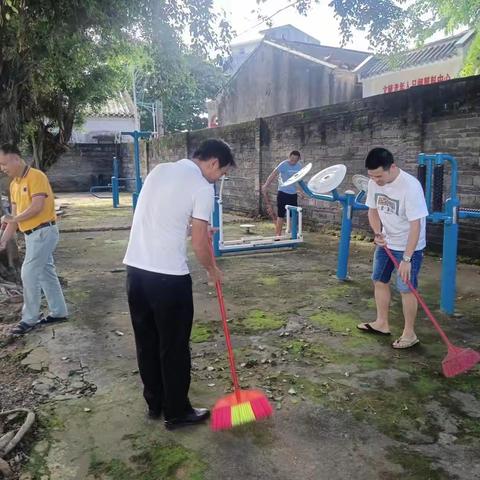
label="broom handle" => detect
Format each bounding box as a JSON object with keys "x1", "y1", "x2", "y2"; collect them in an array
[
  {"x1": 208, "y1": 238, "x2": 242, "y2": 398},
  {"x1": 214, "y1": 280, "x2": 242, "y2": 396},
  {"x1": 383, "y1": 246, "x2": 453, "y2": 348}
]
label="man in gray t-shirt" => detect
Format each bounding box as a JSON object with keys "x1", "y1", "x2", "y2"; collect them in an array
[
  {"x1": 357, "y1": 148, "x2": 429, "y2": 350},
  {"x1": 262, "y1": 150, "x2": 302, "y2": 236}
]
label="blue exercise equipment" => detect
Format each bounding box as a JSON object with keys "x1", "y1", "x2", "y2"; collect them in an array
[
  {"x1": 89, "y1": 130, "x2": 151, "y2": 209},
  {"x1": 111, "y1": 156, "x2": 135, "y2": 208},
  {"x1": 220, "y1": 152, "x2": 477, "y2": 315},
  {"x1": 295, "y1": 165, "x2": 368, "y2": 279},
  {"x1": 417, "y1": 153, "x2": 480, "y2": 314},
  {"x1": 303, "y1": 153, "x2": 479, "y2": 315},
  {"x1": 212, "y1": 175, "x2": 304, "y2": 256},
  {"x1": 112, "y1": 130, "x2": 151, "y2": 209},
  {"x1": 89, "y1": 156, "x2": 133, "y2": 202}
]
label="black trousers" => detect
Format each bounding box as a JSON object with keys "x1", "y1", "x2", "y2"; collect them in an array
[{"x1": 126, "y1": 266, "x2": 194, "y2": 419}]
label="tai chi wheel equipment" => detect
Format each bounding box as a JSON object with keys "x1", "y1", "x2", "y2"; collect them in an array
[{"x1": 307, "y1": 164, "x2": 347, "y2": 194}]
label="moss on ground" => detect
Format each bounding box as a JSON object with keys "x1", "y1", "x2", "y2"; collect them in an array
[
  {"x1": 89, "y1": 443, "x2": 206, "y2": 480},
  {"x1": 386, "y1": 446, "x2": 450, "y2": 479},
  {"x1": 310, "y1": 310, "x2": 361, "y2": 335},
  {"x1": 283, "y1": 339, "x2": 351, "y2": 364},
  {"x1": 190, "y1": 324, "x2": 213, "y2": 343},
  {"x1": 257, "y1": 275, "x2": 280, "y2": 287},
  {"x1": 241, "y1": 309, "x2": 284, "y2": 332},
  {"x1": 24, "y1": 408, "x2": 65, "y2": 479}
]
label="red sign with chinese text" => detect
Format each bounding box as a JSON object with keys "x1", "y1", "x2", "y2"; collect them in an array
[{"x1": 383, "y1": 74, "x2": 451, "y2": 94}]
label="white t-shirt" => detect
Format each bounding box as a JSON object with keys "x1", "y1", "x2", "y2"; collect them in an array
[
  {"x1": 366, "y1": 169, "x2": 429, "y2": 251},
  {"x1": 123, "y1": 159, "x2": 214, "y2": 275}
]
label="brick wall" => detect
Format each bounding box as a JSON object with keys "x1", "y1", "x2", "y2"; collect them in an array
[
  {"x1": 47, "y1": 143, "x2": 133, "y2": 192},
  {"x1": 147, "y1": 76, "x2": 480, "y2": 256}
]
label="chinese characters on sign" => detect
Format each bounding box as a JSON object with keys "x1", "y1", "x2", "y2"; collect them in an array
[{"x1": 383, "y1": 74, "x2": 451, "y2": 94}]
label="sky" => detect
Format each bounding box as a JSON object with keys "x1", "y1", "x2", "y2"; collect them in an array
[
  {"x1": 215, "y1": 0, "x2": 378, "y2": 52},
  {"x1": 214, "y1": 0, "x2": 452, "y2": 53}
]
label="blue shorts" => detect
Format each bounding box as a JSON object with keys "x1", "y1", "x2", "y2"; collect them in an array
[{"x1": 372, "y1": 247, "x2": 424, "y2": 294}]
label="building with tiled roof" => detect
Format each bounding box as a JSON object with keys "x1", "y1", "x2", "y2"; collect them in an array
[
  {"x1": 357, "y1": 30, "x2": 475, "y2": 97},
  {"x1": 273, "y1": 40, "x2": 370, "y2": 71},
  {"x1": 72, "y1": 91, "x2": 138, "y2": 143},
  {"x1": 213, "y1": 36, "x2": 367, "y2": 126},
  {"x1": 227, "y1": 24, "x2": 323, "y2": 74}
]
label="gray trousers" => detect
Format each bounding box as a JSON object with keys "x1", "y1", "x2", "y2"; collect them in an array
[{"x1": 21, "y1": 225, "x2": 68, "y2": 326}]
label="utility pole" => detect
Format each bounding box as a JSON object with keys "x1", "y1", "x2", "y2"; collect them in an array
[
  {"x1": 132, "y1": 69, "x2": 140, "y2": 130},
  {"x1": 155, "y1": 100, "x2": 164, "y2": 136}
]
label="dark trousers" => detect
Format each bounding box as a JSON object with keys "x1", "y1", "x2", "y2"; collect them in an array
[{"x1": 126, "y1": 266, "x2": 194, "y2": 419}]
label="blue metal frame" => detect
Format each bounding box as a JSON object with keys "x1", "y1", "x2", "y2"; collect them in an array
[
  {"x1": 297, "y1": 180, "x2": 368, "y2": 280},
  {"x1": 213, "y1": 154, "x2": 479, "y2": 315},
  {"x1": 111, "y1": 156, "x2": 136, "y2": 208},
  {"x1": 417, "y1": 153, "x2": 480, "y2": 315},
  {"x1": 212, "y1": 188, "x2": 303, "y2": 256},
  {"x1": 120, "y1": 130, "x2": 152, "y2": 209}
]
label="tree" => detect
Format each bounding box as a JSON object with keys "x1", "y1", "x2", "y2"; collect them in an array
[
  {"x1": 0, "y1": 0, "x2": 232, "y2": 170},
  {"x1": 161, "y1": 56, "x2": 227, "y2": 132},
  {"x1": 137, "y1": 54, "x2": 227, "y2": 132},
  {"x1": 409, "y1": 0, "x2": 480, "y2": 75},
  {"x1": 0, "y1": 0, "x2": 232, "y2": 282}
]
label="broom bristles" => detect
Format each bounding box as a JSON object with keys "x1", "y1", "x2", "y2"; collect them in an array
[
  {"x1": 442, "y1": 348, "x2": 480, "y2": 378},
  {"x1": 249, "y1": 396, "x2": 273, "y2": 419},
  {"x1": 211, "y1": 390, "x2": 273, "y2": 431}
]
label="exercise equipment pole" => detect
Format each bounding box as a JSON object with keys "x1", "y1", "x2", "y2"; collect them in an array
[
  {"x1": 438, "y1": 154, "x2": 460, "y2": 315},
  {"x1": 121, "y1": 130, "x2": 152, "y2": 210},
  {"x1": 337, "y1": 191, "x2": 355, "y2": 280},
  {"x1": 112, "y1": 156, "x2": 120, "y2": 208}
]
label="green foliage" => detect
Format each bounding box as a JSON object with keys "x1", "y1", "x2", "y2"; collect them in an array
[
  {"x1": 138, "y1": 53, "x2": 226, "y2": 132},
  {"x1": 0, "y1": 1, "x2": 232, "y2": 169}
]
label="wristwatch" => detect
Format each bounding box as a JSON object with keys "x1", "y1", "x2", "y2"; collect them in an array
[{"x1": 402, "y1": 255, "x2": 411, "y2": 263}]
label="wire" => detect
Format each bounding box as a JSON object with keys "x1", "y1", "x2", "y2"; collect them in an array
[{"x1": 236, "y1": 0, "x2": 307, "y2": 37}]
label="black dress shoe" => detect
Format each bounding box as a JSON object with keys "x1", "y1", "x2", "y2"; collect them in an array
[{"x1": 164, "y1": 408, "x2": 210, "y2": 430}]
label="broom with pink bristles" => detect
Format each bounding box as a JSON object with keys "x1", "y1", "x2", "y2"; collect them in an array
[
  {"x1": 384, "y1": 247, "x2": 480, "y2": 377},
  {"x1": 209, "y1": 241, "x2": 273, "y2": 431}
]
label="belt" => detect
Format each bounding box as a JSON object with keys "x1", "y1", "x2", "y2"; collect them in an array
[{"x1": 24, "y1": 221, "x2": 56, "y2": 236}]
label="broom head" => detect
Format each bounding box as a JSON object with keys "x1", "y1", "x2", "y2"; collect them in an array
[
  {"x1": 442, "y1": 346, "x2": 480, "y2": 378},
  {"x1": 211, "y1": 389, "x2": 273, "y2": 431}
]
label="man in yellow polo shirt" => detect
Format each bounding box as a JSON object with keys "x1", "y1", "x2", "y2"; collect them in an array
[{"x1": 0, "y1": 144, "x2": 68, "y2": 335}]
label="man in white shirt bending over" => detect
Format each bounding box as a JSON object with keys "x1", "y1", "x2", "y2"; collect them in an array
[
  {"x1": 357, "y1": 148, "x2": 429, "y2": 349},
  {"x1": 123, "y1": 139, "x2": 235, "y2": 430}
]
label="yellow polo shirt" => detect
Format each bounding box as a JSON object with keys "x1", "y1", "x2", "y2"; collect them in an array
[{"x1": 10, "y1": 167, "x2": 56, "y2": 233}]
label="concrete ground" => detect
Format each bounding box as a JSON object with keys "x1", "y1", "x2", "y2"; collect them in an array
[{"x1": 6, "y1": 193, "x2": 480, "y2": 480}]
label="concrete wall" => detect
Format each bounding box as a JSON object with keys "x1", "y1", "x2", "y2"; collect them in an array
[
  {"x1": 147, "y1": 75, "x2": 480, "y2": 257},
  {"x1": 47, "y1": 143, "x2": 133, "y2": 192},
  {"x1": 217, "y1": 42, "x2": 359, "y2": 126}
]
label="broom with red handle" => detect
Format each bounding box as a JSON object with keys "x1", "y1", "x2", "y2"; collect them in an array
[
  {"x1": 209, "y1": 240, "x2": 273, "y2": 431},
  {"x1": 384, "y1": 246, "x2": 480, "y2": 378}
]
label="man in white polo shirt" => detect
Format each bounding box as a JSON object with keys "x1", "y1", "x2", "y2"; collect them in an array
[{"x1": 123, "y1": 139, "x2": 235, "y2": 430}]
